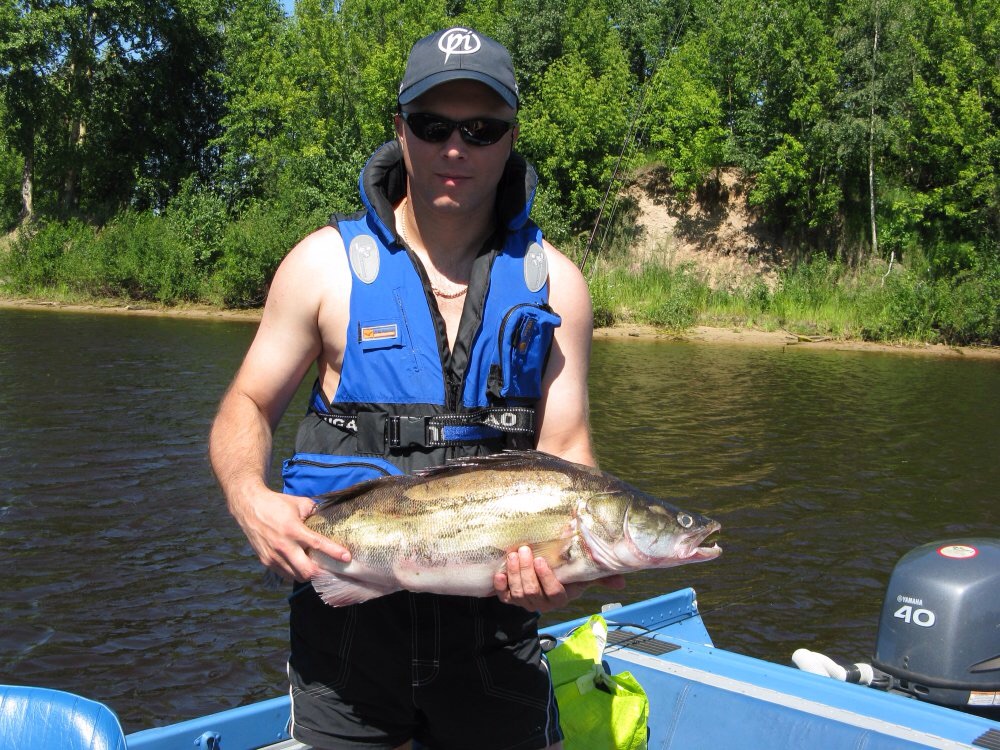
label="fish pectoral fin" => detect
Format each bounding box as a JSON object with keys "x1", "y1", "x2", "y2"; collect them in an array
[
  {"x1": 311, "y1": 572, "x2": 398, "y2": 607},
  {"x1": 526, "y1": 538, "x2": 573, "y2": 568}
]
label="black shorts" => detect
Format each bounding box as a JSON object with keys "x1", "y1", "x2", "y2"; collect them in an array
[{"x1": 287, "y1": 586, "x2": 562, "y2": 750}]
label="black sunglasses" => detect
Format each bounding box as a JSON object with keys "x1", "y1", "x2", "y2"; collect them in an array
[{"x1": 400, "y1": 112, "x2": 516, "y2": 147}]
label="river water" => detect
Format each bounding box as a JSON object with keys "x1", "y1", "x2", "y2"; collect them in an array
[{"x1": 1, "y1": 308, "x2": 997, "y2": 732}]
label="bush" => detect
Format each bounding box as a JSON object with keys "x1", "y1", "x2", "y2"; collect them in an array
[
  {"x1": 211, "y1": 202, "x2": 321, "y2": 308},
  {"x1": 856, "y1": 265, "x2": 943, "y2": 343},
  {"x1": 1, "y1": 219, "x2": 95, "y2": 291},
  {"x1": 166, "y1": 180, "x2": 231, "y2": 269},
  {"x1": 643, "y1": 266, "x2": 704, "y2": 330},
  {"x1": 936, "y1": 258, "x2": 1000, "y2": 345},
  {"x1": 89, "y1": 212, "x2": 202, "y2": 302}
]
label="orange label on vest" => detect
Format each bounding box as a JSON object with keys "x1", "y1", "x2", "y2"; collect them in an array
[{"x1": 361, "y1": 323, "x2": 398, "y2": 341}]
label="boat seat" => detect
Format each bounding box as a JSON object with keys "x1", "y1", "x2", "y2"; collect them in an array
[{"x1": 0, "y1": 684, "x2": 126, "y2": 750}]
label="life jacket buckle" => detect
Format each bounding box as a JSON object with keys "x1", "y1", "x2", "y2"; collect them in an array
[{"x1": 390, "y1": 415, "x2": 430, "y2": 449}]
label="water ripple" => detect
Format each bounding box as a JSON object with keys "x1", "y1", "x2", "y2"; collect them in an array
[{"x1": 2, "y1": 311, "x2": 998, "y2": 730}]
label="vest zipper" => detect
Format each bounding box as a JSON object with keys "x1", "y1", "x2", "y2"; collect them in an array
[
  {"x1": 492, "y1": 302, "x2": 553, "y2": 395},
  {"x1": 284, "y1": 458, "x2": 393, "y2": 476}
]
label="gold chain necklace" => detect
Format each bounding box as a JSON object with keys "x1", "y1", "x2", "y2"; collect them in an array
[{"x1": 398, "y1": 198, "x2": 469, "y2": 300}]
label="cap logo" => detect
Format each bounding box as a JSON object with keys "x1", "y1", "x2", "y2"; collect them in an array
[{"x1": 438, "y1": 28, "x2": 481, "y2": 63}]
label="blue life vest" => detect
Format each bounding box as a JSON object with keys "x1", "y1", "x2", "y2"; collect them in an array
[{"x1": 282, "y1": 141, "x2": 561, "y2": 498}]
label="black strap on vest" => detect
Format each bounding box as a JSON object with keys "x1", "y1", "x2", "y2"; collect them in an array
[{"x1": 313, "y1": 406, "x2": 535, "y2": 452}]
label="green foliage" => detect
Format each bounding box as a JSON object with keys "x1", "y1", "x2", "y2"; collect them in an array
[
  {"x1": 526, "y1": 183, "x2": 576, "y2": 249},
  {"x1": 85, "y1": 213, "x2": 202, "y2": 302},
  {"x1": 1, "y1": 0, "x2": 997, "y2": 346},
  {"x1": 519, "y1": 47, "x2": 631, "y2": 227},
  {"x1": 1, "y1": 0, "x2": 226, "y2": 220},
  {"x1": 877, "y1": 183, "x2": 930, "y2": 260},
  {"x1": 937, "y1": 255, "x2": 1000, "y2": 345},
  {"x1": 0, "y1": 214, "x2": 201, "y2": 303},
  {"x1": 643, "y1": 267, "x2": 705, "y2": 330},
  {"x1": 643, "y1": 36, "x2": 727, "y2": 193},
  {"x1": 165, "y1": 179, "x2": 231, "y2": 268},
  {"x1": 1, "y1": 220, "x2": 94, "y2": 291},
  {"x1": 211, "y1": 202, "x2": 321, "y2": 308},
  {"x1": 0, "y1": 139, "x2": 21, "y2": 230},
  {"x1": 215, "y1": 0, "x2": 290, "y2": 206},
  {"x1": 586, "y1": 251, "x2": 1000, "y2": 345},
  {"x1": 586, "y1": 263, "x2": 708, "y2": 330}
]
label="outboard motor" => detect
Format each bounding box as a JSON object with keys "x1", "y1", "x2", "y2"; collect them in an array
[
  {"x1": 793, "y1": 538, "x2": 1000, "y2": 717},
  {"x1": 871, "y1": 538, "x2": 1000, "y2": 714}
]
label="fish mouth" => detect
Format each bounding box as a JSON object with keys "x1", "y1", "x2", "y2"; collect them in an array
[
  {"x1": 622, "y1": 516, "x2": 722, "y2": 566},
  {"x1": 676, "y1": 520, "x2": 723, "y2": 562}
]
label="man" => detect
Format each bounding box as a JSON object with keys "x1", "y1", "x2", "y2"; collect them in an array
[{"x1": 209, "y1": 26, "x2": 622, "y2": 750}]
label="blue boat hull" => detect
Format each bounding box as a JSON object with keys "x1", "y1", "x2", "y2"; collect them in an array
[{"x1": 5, "y1": 589, "x2": 999, "y2": 750}]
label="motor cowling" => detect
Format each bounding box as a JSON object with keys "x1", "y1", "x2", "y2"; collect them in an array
[{"x1": 872, "y1": 538, "x2": 1000, "y2": 713}]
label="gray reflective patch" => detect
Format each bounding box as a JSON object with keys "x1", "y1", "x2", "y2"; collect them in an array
[
  {"x1": 524, "y1": 242, "x2": 548, "y2": 292},
  {"x1": 349, "y1": 235, "x2": 380, "y2": 284}
]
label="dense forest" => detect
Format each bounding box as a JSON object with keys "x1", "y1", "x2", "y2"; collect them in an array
[{"x1": 1, "y1": 0, "x2": 998, "y2": 343}]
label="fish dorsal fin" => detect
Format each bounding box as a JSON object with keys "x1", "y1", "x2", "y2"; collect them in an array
[
  {"x1": 414, "y1": 449, "x2": 564, "y2": 478},
  {"x1": 311, "y1": 474, "x2": 409, "y2": 512}
]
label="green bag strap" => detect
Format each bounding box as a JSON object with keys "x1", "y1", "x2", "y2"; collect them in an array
[{"x1": 547, "y1": 614, "x2": 608, "y2": 687}]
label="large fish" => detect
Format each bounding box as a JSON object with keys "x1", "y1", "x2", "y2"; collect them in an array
[{"x1": 304, "y1": 450, "x2": 721, "y2": 607}]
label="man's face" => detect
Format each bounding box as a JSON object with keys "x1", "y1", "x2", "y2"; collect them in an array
[{"x1": 396, "y1": 79, "x2": 518, "y2": 217}]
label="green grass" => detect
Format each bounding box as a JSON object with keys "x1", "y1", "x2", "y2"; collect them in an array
[
  {"x1": 589, "y1": 254, "x2": 1000, "y2": 346},
  {"x1": 4, "y1": 214, "x2": 998, "y2": 346}
]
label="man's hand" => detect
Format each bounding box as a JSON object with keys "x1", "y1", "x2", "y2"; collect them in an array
[
  {"x1": 229, "y1": 489, "x2": 352, "y2": 583},
  {"x1": 493, "y1": 546, "x2": 626, "y2": 613}
]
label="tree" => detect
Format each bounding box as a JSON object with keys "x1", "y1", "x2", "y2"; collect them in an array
[
  {"x1": 518, "y1": 44, "x2": 631, "y2": 235},
  {"x1": 0, "y1": 0, "x2": 64, "y2": 223},
  {"x1": 214, "y1": 0, "x2": 287, "y2": 207},
  {"x1": 642, "y1": 34, "x2": 727, "y2": 193},
  {"x1": 0, "y1": 1, "x2": 224, "y2": 222},
  {"x1": 901, "y1": 0, "x2": 999, "y2": 269}
]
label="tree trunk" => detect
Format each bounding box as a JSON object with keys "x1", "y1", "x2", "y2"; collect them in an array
[
  {"x1": 19, "y1": 136, "x2": 34, "y2": 225},
  {"x1": 869, "y1": 0, "x2": 880, "y2": 261},
  {"x1": 61, "y1": 7, "x2": 96, "y2": 215},
  {"x1": 62, "y1": 118, "x2": 85, "y2": 214}
]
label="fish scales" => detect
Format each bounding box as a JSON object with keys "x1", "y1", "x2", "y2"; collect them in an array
[{"x1": 303, "y1": 450, "x2": 721, "y2": 607}]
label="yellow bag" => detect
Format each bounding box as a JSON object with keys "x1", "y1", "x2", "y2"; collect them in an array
[{"x1": 546, "y1": 615, "x2": 649, "y2": 750}]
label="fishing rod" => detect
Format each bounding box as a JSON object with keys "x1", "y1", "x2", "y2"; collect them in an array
[{"x1": 578, "y1": 0, "x2": 694, "y2": 275}]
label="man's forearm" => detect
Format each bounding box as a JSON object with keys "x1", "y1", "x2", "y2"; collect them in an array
[{"x1": 209, "y1": 386, "x2": 276, "y2": 509}]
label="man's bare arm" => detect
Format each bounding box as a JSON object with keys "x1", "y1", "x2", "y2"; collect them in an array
[
  {"x1": 209, "y1": 227, "x2": 352, "y2": 582},
  {"x1": 533, "y1": 241, "x2": 597, "y2": 465}
]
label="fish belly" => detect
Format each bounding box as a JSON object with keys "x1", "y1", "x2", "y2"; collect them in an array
[{"x1": 393, "y1": 558, "x2": 498, "y2": 597}]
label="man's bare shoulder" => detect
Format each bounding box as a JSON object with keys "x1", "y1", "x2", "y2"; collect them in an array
[
  {"x1": 280, "y1": 225, "x2": 348, "y2": 277},
  {"x1": 265, "y1": 226, "x2": 350, "y2": 309},
  {"x1": 542, "y1": 239, "x2": 592, "y2": 317}
]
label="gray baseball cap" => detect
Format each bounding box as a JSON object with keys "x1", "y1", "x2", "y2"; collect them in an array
[{"x1": 398, "y1": 27, "x2": 519, "y2": 110}]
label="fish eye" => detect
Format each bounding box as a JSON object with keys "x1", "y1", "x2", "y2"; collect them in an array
[{"x1": 677, "y1": 513, "x2": 694, "y2": 528}]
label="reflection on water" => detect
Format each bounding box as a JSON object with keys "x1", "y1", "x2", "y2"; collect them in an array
[
  {"x1": 576, "y1": 339, "x2": 999, "y2": 661},
  {"x1": 1, "y1": 310, "x2": 998, "y2": 731}
]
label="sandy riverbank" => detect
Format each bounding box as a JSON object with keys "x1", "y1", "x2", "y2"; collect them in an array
[{"x1": 3, "y1": 295, "x2": 999, "y2": 361}]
